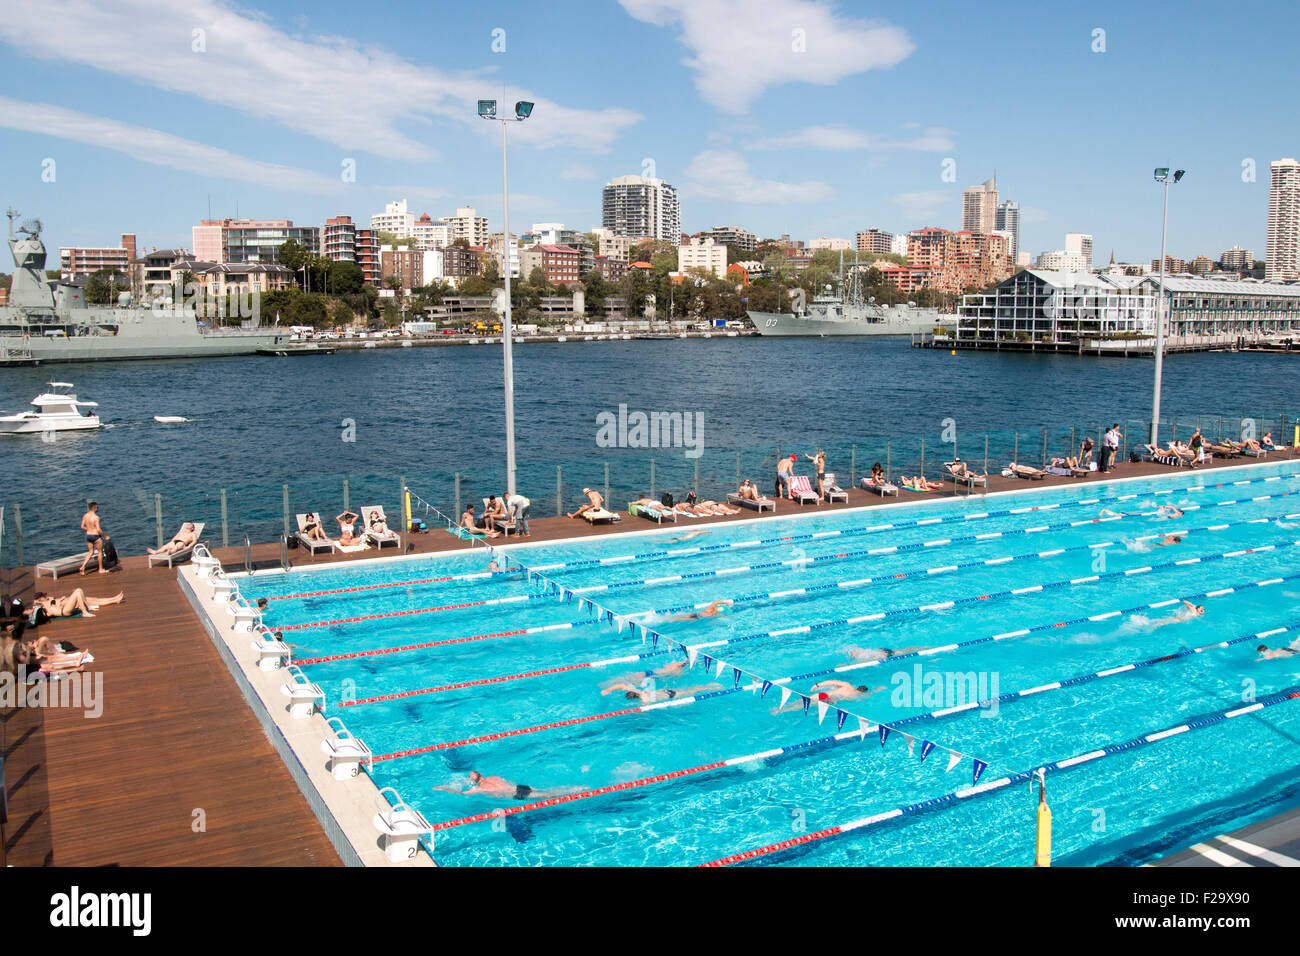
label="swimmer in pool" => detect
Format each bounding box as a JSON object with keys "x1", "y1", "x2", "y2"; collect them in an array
[
  {"x1": 1148, "y1": 600, "x2": 1205, "y2": 629},
  {"x1": 668, "y1": 529, "x2": 712, "y2": 543},
  {"x1": 663, "y1": 599, "x2": 732, "y2": 622},
  {"x1": 435, "y1": 770, "x2": 581, "y2": 802},
  {"x1": 599, "y1": 659, "x2": 689, "y2": 689},
  {"x1": 773, "y1": 680, "x2": 884, "y2": 713},
  {"x1": 601, "y1": 681, "x2": 723, "y2": 703},
  {"x1": 1256, "y1": 644, "x2": 1299, "y2": 661},
  {"x1": 845, "y1": 645, "x2": 929, "y2": 662}
]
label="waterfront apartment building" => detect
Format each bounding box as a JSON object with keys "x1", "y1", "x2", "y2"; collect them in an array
[
  {"x1": 591, "y1": 227, "x2": 631, "y2": 262},
  {"x1": 698, "y1": 225, "x2": 756, "y2": 252},
  {"x1": 856, "y1": 228, "x2": 893, "y2": 255},
  {"x1": 955, "y1": 270, "x2": 1300, "y2": 346},
  {"x1": 191, "y1": 219, "x2": 320, "y2": 264},
  {"x1": 1267, "y1": 158, "x2": 1300, "y2": 281},
  {"x1": 809, "y1": 237, "x2": 853, "y2": 251},
  {"x1": 139, "y1": 248, "x2": 188, "y2": 299},
  {"x1": 1065, "y1": 233, "x2": 1093, "y2": 267},
  {"x1": 168, "y1": 259, "x2": 294, "y2": 299},
  {"x1": 519, "y1": 244, "x2": 581, "y2": 286},
  {"x1": 371, "y1": 199, "x2": 416, "y2": 238},
  {"x1": 677, "y1": 237, "x2": 728, "y2": 279},
  {"x1": 380, "y1": 247, "x2": 423, "y2": 292},
  {"x1": 1220, "y1": 246, "x2": 1254, "y2": 271},
  {"x1": 485, "y1": 233, "x2": 521, "y2": 278},
  {"x1": 322, "y1": 216, "x2": 381, "y2": 285},
  {"x1": 594, "y1": 255, "x2": 628, "y2": 282},
  {"x1": 1038, "y1": 250, "x2": 1090, "y2": 271},
  {"x1": 961, "y1": 177, "x2": 998, "y2": 234},
  {"x1": 59, "y1": 234, "x2": 135, "y2": 280},
  {"x1": 602, "y1": 174, "x2": 680, "y2": 241},
  {"x1": 1151, "y1": 256, "x2": 1188, "y2": 274},
  {"x1": 412, "y1": 214, "x2": 453, "y2": 251},
  {"x1": 995, "y1": 202, "x2": 1020, "y2": 260},
  {"x1": 443, "y1": 207, "x2": 490, "y2": 247}
]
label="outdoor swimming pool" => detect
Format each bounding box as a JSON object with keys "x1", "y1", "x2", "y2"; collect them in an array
[{"x1": 235, "y1": 460, "x2": 1300, "y2": 866}]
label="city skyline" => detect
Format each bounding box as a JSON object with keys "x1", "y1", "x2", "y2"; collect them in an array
[{"x1": 0, "y1": 0, "x2": 1295, "y2": 264}]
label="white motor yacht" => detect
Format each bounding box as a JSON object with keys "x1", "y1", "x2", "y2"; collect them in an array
[{"x1": 0, "y1": 381, "x2": 100, "y2": 434}]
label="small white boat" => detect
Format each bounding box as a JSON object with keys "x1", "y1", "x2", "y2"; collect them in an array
[
  {"x1": 0, "y1": 382, "x2": 100, "y2": 434},
  {"x1": 154, "y1": 415, "x2": 189, "y2": 424},
  {"x1": 557, "y1": 335, "x2": 567, "y2": 343}
]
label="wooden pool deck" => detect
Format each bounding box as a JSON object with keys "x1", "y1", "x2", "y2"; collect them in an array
[{"x1": 3, "y1": 450, "x2": 1295, "y2": 866}]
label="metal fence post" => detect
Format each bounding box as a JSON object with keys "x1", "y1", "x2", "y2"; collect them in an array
[
  {"x1": 850, "y1": 444, "x2": 856, "y2": 486},
  {"x1": 556, "y1": 466, "x2": 563, "y2": 517},
  {"x1": 694, "y1": 456, "x2": 700, "y2": 499},
  {"x1": 1041, "y1": 429, "x2": 1047, "y2": 469},
  {"x1": 220, "y1": 488, "x2": 229, "y2": 548},
  {"x1": 454, "y1": 473, "x2": 461, "y2": 522},
  {"x1": 983, "y1": 435, "x2": 989, "y2": 483},
  {"x1": 343, "y1": 478, "x2": 350, "y2": 513},
  {"x1": 920, "y1": 436, "x2": 925, "y2": 479},
  {"x1": 12, "y1": 503, "x2": 22, "y2": 568},
  {"x1": 736, "y1": 451, "x2": 741, "y2": 490},
  {"x1": 885, "y1": 441, "x2": 891, "y2": 482},
  {"x1": 1013, "y1": 432, "x2": 1019, "y2": 464},
  {"x1": 399, "y1": 475, "x2": 407, "y2": 548},
  {"x1": 282, "y1": 484, "x2": 290, "y2": 540},
  {"x1": 650, "y1": 459, "x2": 656, "y2": 499},
  {"x1": 155, "y1": 493, "x2": 164, "y2": 549},
  {"x1": 604, "y1": 462, "x2": 610, "y2": 511}
]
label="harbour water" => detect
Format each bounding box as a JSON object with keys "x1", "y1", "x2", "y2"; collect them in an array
[{"x1": 1, "y1": 336, "x2": 1297, "y2": 559}]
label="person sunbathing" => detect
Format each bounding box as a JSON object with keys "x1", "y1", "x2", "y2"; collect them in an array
[
  {"x1": 900, "y1": 474, "x2": 942, "y2": 490},
  {"x1": 33, "y1": 589, "x2": 124, "y2": 619},
  {"x1": 302, "y1": 512, "x2": 328, "y2": 542},
  {"x1": 335, "y1": 511, "x2": 361, "y2": 544},
  {"x1": 736, "y1": 479, "x2": 761, "y2": 501},
  {"x1": 460, "y1": 505, "x2": 500, "y2": 538},
  {"x1": 949, "y1": 459, "x2": 985, "y2": 480},
  {"x1": 1007, "y1": 462, "x2": 1046, "y2": 479},
  {"x1": 689, "y1": 500, "x2": 741, "y2": 516},
  {"x1": 1261, "y1": 432, "x2": 1277, "y2": 451},
  {"x1": 148, "y1": 522, "x2": 199, "y2": 556},
  {"x1": 1206, "y1": 440, "x2": 1239, "y2": 456},
  {"x1": 602, "y1": 681, "x2": 723, "y2": 703},
  {"x1": 1047, "y1": 457, "x2": 1087, "y2": 476},
  {"x1": 568, "y1": 488, "x2": 604, "y2": 519},
  {"x1": 35, "y1": 646, "x2": 92, "y2": 674},
  {"x1": 367, "y1": 510, "x2": 390, "y2": 535}
]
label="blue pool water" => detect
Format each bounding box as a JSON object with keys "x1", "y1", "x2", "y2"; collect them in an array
[{"x1": 235, "y1": 460, "x2": 1300, "y2": 866}]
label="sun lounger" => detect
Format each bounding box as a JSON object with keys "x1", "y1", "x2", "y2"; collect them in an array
[
  {"x1": 787, "y1": 475, "x2": 820, "y2": 505},
  {"x1": 296, "y1": 513, "x2": 334, "y2": 554},
  {"x1": 360, "y1": 506, "x2": 401, "y2": 548},
  {"x1": 479, "y1": 498, "x2": 516, "y2": 537},
  {"x1": 35, "y1": 552, "x2": 90, "y2": 579},
  {"x1": 581, "y1": 508, "x2": 617, "y2": 525},
  {"x1": 943, "y1": 461, "x2": 988, "y2": 488},
  {"x1": 629, "y1": 501, "x2": 677, "y2": 523},
  {"x1": 1004, "y1": 463, "x2": 1047, "y2": 480},
  {"x1": 727, "y1": 493, "x2": 775, "y2": 512},
  {"x1": 1141, "y1": 444, "x2": 1186, "y2": 467},
  {"x1": 860, "y1": 477, "x2": 898, "y2": 497},
  {"x1": 147, "y1": 521, "x2": 206, "y2": 567},
  {"x1": 822, "y1": 473, "x2": 848, "y2": 503}
]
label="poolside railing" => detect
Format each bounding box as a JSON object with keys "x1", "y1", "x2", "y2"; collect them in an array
[{"x1": 1, "y1": 410, "x2": 1294, "y2": 566}]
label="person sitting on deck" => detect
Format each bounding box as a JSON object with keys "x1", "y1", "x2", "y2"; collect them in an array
[
  {"x1": 460, "y1": 505, "x2": 500, "y2": 538},
  {"x1": 568, "y1": 487, "x2": 604, "y2": 519},
  {"x1": 481, "y1": 495, "x2": 508, "y2": 532},
  {"x1": 147, "y1": 522, "x2": 199, "y2": 557},
  {"x1": 33, "y1": 588, "x2": 124, "y2": 619},
  {"x1": 949, "y1": 459, "x2": 987, "y2": 481},
  {"x1": 1078, "y1": 437, "x2": 1095, "y2": 468},
  {"x1": 335, "y1": 511, "x2": 361, "y2": 544},
  {"x1": 302, "y1": 512, "x2": 328, "y2": 542},
  {"x1": 367, "y1": 510, "x2": 390, "y2": 535}
]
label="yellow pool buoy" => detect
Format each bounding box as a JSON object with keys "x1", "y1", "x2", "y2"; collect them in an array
[
  {"x1": 951, "y1": 349, "x2": 956, "y2": 356},
  {"x1": 1034, "y1": 774, "x2": 1051, "y2": 867}
]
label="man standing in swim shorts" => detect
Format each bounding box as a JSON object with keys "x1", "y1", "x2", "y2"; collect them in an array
[{"x1": 79, "y1": 501, "x2": 109, "y2": 575}]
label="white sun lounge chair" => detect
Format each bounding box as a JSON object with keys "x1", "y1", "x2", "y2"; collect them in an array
[
  {"x1": 35, "y1": 552, "x2": 91, "y2": 579},
  {"x1": 147, "y1": 521, "x2": 206, "y2": 567},
  {"x1": 727, "y1": 492, "x2": 775, "y2": 512},
  {"x1": 581, "y1": 507, "x2": 617, "y2": 525},
  {"x1": 943, "y1": 461, "x2": 988, "y2": 489},
  {"x1": 478, "y1": 497, "x2": 516, "y2": 536},
  {"x1": 629, "y1": 501, "x2": 677, "y2": 523},
  {"x1": 788, "y1": 475, "x2": 820, "y2": 505},
  {"x1": 296, "y1": 512, "x2": 334, "y2": 554},
  {"x1": 822, "y1": 473, "x2": 849, "y2": 503},
  {"x1": 361, "y1": 505, "x2": 401, "y2": 548},
  {"x1": 860, "y1": 476, "x2": 899, "y2": 497}
]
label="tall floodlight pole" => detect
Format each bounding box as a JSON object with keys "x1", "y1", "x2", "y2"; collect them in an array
[
  {"x1": 1150, "y1": 167, "x2": 1184, "y2": 446},
  {"x1": 478, "y1": 98, "x2": 534, "y2": 496}
]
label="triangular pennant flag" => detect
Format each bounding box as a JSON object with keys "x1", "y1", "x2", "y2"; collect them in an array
[
  {"x1": 879, "y1": 725, "x2": 890, "y2": 747},
  {"x1": 836, "y1": 709, "x2": 848, "y2": 731},
  {"x1": 616, "y1": 617, "x2": 626, "y2": 633},
  {"x1": 945, "y1": 751, "x2": 962, "y2": 773},
  {"x1": 732, "y1": 667, "x2": 742, "y2": 688},
  {"x1": 920, "y1": 741, "x2": 936, "y2": 762},
  {"x1": 801, "y1": 695, "x2": 811, "y2": 716},
  {"x1": 858, "y1": 717, "x2": 870, "y2": 741},
  {"x1": 761, "y1": 680, "x2": 773, "y2": 698},
  {"x1": 604, "y1": 610, "x2": 614, "y2": 623},
  {"x1": 651, "y1": 633, "x2": 659, "y2": 650},
  {"x1": 972, "y1": 760, "x2": 988, "y2": 785},
  {"x1": 714, "y1": 658, "x2": 727, "y2": 679},
  {"x1": 779, "y1": 687, "x2": 792, "y2": 709},
  {"x1": 816, "y1": 700, "x2": 829, "y2": 724},
  {"x1": 701, "y1": 654, "x2": 713, "y2": 672},
  {"x1": 903, "y1": 733, "x2": 915, "y2": 757},
  {"x1": 688, "y1": 647, "x2": 700, "y2": 668}
]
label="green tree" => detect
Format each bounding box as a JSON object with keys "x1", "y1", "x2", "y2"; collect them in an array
[
  {"x1": 277, "y1": 239, "x2": 310, "y2": 275},
  {"x1": 85, "y1": 267, "x2": 129, "y2": 305},
  {"x1": 459, "y1": 275, "x2": 491, "y2": 296},
  {"x1": 329, "y1": 300, "x2": 354, "y2": 327},
  {"x1": 482, "y1": 259, "x2": 501, "y2": 285},
  {"x1": 328, "y1": 260, "x2": 365, "y2": 296}
]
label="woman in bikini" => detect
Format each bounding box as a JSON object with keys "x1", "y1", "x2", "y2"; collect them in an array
[
  {"x1": 367, "y1": 510, "x2": 389, "y2": 535},
  {"x1": 34, "y1": 588, "x2": 124, "y2": 619},
  {"x1": 302, "y1": 513, "x2": 328, "y2": 542},
  {"x1": 335, "y1": 511, "x2": 361, "y2": 544}
]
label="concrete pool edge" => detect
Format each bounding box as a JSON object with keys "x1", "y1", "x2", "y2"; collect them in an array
[{"x1": 179, "y1": 564, "x2": 434, "y2": 868}]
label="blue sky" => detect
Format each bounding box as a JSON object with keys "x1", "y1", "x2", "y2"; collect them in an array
[{"x1": 0, "y1": 0, "x2": 1295, "y2": 263}]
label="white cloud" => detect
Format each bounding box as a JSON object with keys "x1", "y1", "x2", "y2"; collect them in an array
[
  {"x1": 0, "y1": 1, "x2": 641, "y2": 159},
  {"x1": 749, "y1": 124, "x2": 955, "y2": 152},
  {"x1": 891, "y1": 189, "x2": 952, "y2": 221},
  {"x1": 0, "y1": 96, "x2": 344, "y2": 193},
  {"x1": 684, "y1": 150, "x2": 832, "y2": 204},
  {"x1": 620, "y1": 0, "x2": 913, "y2": 113}
]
